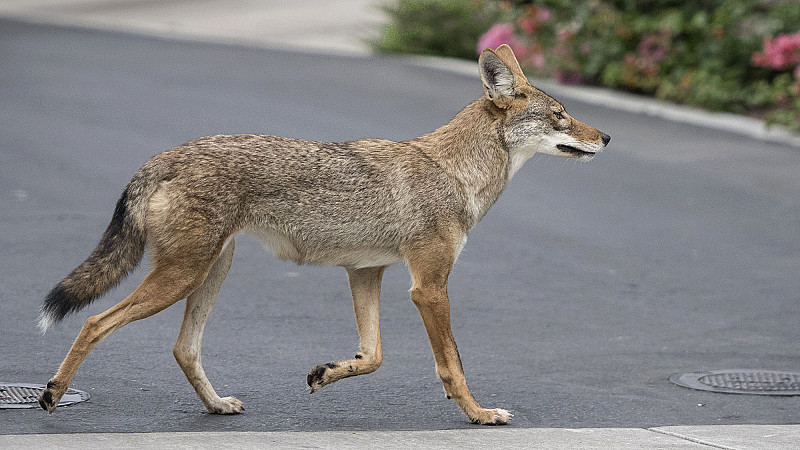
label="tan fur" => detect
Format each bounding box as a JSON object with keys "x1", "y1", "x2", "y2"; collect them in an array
[{"x1": 38, "y1": 45, "x2": 609, "y2": 425}]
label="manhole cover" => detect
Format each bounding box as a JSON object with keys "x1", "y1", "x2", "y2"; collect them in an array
[
  {"x1": 670, "y1": 370, "x2": 800, "y2": 396},
  {"x1": 0, "y1": 383, "x2": 90, "y2": 409}
]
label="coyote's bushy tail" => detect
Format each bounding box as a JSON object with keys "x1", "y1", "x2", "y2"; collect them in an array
[{"x1": 38, "y1": 186, "x2": 147, "y2": 333}]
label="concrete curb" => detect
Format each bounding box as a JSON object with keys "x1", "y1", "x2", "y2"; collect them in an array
[{"x1": 4, "y1": 426, "x2": 800, "y2": 449}]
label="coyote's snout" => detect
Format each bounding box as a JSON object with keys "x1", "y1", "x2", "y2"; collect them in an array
[{"x1": 38, "y1": 45, "x2": 609, "y2": 425}]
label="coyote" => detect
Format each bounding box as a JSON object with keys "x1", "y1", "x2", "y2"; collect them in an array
[{"x1": 37, "y1": 45, "x2": 609, "y2": 425}]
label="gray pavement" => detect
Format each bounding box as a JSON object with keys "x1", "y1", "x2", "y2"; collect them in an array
[
  {"x1": 7, "y1": 426, "x2": 800, "y2": 449},
  {"x1": 1, "y1": 1, "x2": 799, "y2": 448}
]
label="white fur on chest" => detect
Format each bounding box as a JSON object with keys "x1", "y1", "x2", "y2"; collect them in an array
[{"x1": 507, "y1": 146, "x2": 538, "y2": 180}]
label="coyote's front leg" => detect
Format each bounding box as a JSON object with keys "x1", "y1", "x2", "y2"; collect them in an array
[
  {"x1": 307, "y1": 266, "x2": 386, "y2": 392},
  {"x1": 405, "y1": 240, "x2": 512, "y2": 425}
]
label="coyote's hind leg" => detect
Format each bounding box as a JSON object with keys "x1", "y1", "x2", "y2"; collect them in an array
[
  {"x1": 173, "y1": 238, "x2": 242, "y2": 414},
  {"x1": 307, "y1": 266, "x2": 386, "y2": 392},
  {"x1": 38, "y1": 253, "x2": 216, "y2": 413}
]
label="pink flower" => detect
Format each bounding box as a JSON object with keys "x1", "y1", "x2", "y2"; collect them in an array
[
  {"x1": 477, "y1": 23, "x2": 526, "y2": 57},
  {"x1": 538, "y1": 7, "x2": 552, "y2": 22},
  {"x1": 518, "y1": 5, "x2": 552, "y2": 35},
  {"x1": 752, "y1": 32, "x2": 800, "y2": 70},
  {"x1": 519, "y1": 17, "x2": 538, "y2": 35}
]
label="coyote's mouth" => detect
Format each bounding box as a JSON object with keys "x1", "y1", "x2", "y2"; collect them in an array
[{"x1": 557, "y1": 144, "x2": 595, "y2": 158}]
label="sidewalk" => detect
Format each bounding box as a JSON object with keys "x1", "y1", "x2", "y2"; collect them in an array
[
  {"x1": 3, "y1": 426, "x2": 799, "y2": 449},
  {"x1": 0, "y1": 0, "x2": 386, "y2": 56},
  {"x1": 1, "y1": 1, "x2": 798, "y2": 448}
]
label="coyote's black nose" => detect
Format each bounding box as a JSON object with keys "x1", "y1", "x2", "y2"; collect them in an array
[{"x1": 601, "y1": 133, "x2": 611, "y2": 146}]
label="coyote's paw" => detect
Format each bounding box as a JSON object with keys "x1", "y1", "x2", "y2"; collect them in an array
[
  {"x1": 38, "y1": 380, "x2": 62, "y2": 414},
  {"x1": 470, "y1": 408, "x2": 513, "y2": 425},
  {"x1": 207, "y1": 396, "x2": 244, "y2": 414},
  {"x1": 307, "y1": 363, "x2": 338, "y2": 393}
]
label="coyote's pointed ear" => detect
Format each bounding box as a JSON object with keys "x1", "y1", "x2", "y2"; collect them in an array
[
  {"x1": 493, "y1": 44, "x2": 527, "y2": 79},
  {"x1": 479, "y1": 48, "x2": 517, "y2": 108}
]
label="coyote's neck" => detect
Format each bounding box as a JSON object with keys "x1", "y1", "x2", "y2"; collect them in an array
[{"x1": 410, "y1": 98, "x2": 510, "y2": 227}]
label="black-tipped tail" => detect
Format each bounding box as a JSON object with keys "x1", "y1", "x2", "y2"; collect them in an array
[
  {"x1": 39, "y1": 188, "x2": 146, "y2": 332},
  {"x1": 39, "y1": 284, "x2": 82, "y2": 333}
]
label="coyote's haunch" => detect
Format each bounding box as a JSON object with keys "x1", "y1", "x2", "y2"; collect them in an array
[{"x1": 38, "y1": 45, "x2": 609, "y2": 425}]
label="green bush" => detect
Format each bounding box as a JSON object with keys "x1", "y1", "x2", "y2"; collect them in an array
[{"x1": 371, "y1": 0, "x2": 511, "y2": 60}]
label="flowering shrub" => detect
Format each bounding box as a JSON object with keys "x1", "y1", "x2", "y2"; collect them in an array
[
  {"x1": 375, "y1": 1, "x2": 800, "y2": 130},
  {"x1": 471, "y1": 1, "x2": 800, "y2": 130},
  {"x1": 749, "y1": 31, "x2": 800, "y2": 129}
]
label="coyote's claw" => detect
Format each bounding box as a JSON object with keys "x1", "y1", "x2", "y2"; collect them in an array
[{"x1": 307, "y1": 363, "x2": 338, "y2": 393}]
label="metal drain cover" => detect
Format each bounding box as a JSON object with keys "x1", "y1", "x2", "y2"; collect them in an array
[
  {"x1": 670, "y1": 370, "x2": 800, "y2": 396},
  {"x1": 0, "y1": 383, "x2": 90, "y2": 409}
]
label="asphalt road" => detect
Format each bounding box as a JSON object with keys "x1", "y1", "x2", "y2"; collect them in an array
[{"x1": 2, "y1": 19, "x2": 799, "y2": 433}]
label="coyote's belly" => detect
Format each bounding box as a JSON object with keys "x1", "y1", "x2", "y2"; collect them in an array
[{"x1": 248, "y1": 226, "x2": 403, "y2": 268}]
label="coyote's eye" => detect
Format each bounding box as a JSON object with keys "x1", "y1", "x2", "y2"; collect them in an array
[{"x1": 553, "y1": 111, "x2": 565, "y2": 120}]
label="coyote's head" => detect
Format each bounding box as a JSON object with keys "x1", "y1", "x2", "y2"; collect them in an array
[{"x1": 478, "y1": 45, "x2": 610, "y2": 177}]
